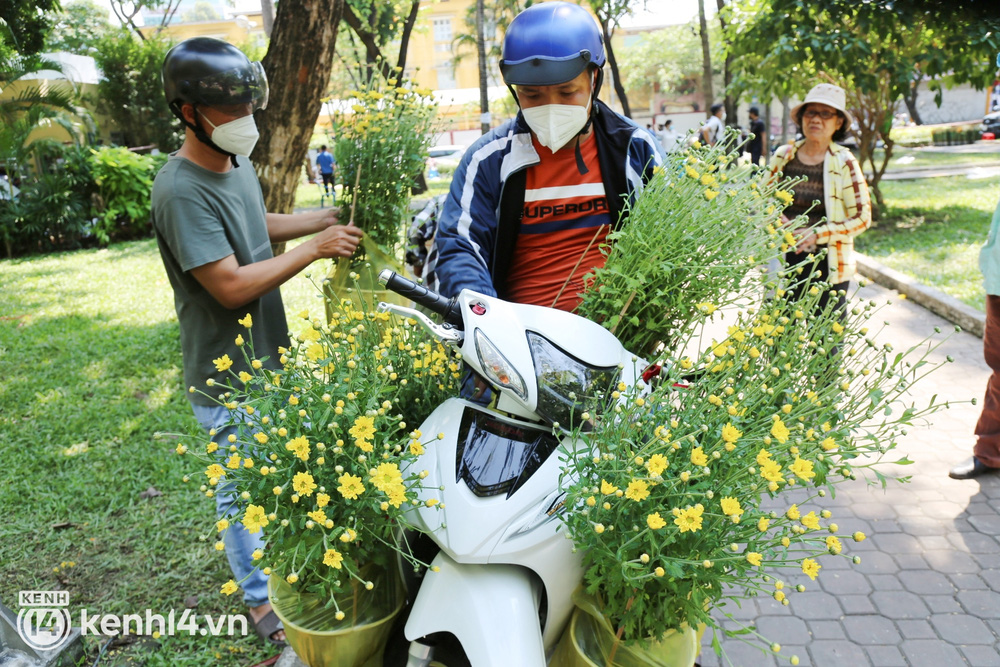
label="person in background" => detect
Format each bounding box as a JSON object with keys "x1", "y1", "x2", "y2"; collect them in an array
[
  {"x1": 658, "y1": 119, "x2": 680, "y2": 153},
  {"x1": 316, "y1": 144, "x2": 336, "y2": 195},
  {"x1": 747, "y1": 106, "x2": 767, "y2": 166},
  {"x1": 948, "y1": 52, "x2": 1000, "y2": 481},
  {"x1": 425, "y1": 1, "x2": 661, "y2": 314},
  {"x1": 768, "y1": 83, "x2": 871, "y2": 318},
  {"x1": 153, "y1": 37, "x2": 362, "y2": 646},
  {"x1": 701, "y1": 103, "x2": 724, "y2": 146}
]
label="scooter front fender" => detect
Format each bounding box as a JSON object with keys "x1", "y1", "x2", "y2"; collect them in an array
[{"x1": 405, "y1": 551, "x2": 545, "y2": 667}]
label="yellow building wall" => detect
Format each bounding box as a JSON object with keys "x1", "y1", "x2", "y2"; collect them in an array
[
  {"x1": 138, "y1": 13, "x2": 267, "y2": 49},
  {"x1": 1, "y1": 79, "x2": 113, "y2": 148},
  {"x1": 405, "y1": 0, "x2": 500, "y2": 92}
]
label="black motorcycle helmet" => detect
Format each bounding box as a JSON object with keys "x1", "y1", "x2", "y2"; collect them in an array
[{"x1": 162, "y1": 37, "x2": 268, "y2": 161}]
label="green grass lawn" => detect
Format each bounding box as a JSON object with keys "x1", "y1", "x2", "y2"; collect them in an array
[
  {"x1": 0, "y1": 240, "x2": 321, "y2": 665},
  {"x1": 856, "y1": 176, "x2": 1000, "y2": 310},
  {"x1": 293, "y1": 177, "x2": 451, "y2": 212},
  {"x1": 873, "y1": 146, "x2": 1000, "y2": 171}
]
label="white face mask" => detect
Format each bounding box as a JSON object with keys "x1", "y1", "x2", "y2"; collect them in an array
[
  {"x1": 200, "y1": 111, "x2": 260, "y2": 156},
  {"x1": 521, "y1": 103, "x2": 590, "y2": 152}
]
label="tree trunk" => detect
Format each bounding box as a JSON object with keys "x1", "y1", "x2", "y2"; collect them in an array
[
  {"x1": 253, "y1": 0, "x2": 345, "y2": 217},
  {"x1": 715, "y1": 0, "x2": 737, "y2": 125},
  {"x1": 763, "y1": 100, "x2": 771, "y2": 163},
  {"x1": 342, "y1": 7, "x2": 394, "y2": 82},
  {"x1": 698, "y1": 0, "x2": 713, "y2": 116},
  {"x1": 395, "y1": 1, "x2": 421, "y2": 73},
  {"x1": 780, "y1": 94, "x2": 790, "y2": 144},
  {"x1": 599, "y1": 16, "x2": 630, "y2": 118},
  {"x1": 904, "y1": 76, "x2": 922, "y2": 125},
  {"x1": 260, "y1": 0, "x2": 275, "y2": 37},
  {"x1": 476, "y1": 0, "x2": 490, "y2": 134}
]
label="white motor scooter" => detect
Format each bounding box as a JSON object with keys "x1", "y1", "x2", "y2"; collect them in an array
[{"x1": 376, "y1": 270, "x2": 644, "y2": 667}]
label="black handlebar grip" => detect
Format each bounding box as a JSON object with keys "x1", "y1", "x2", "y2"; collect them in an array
[{"x1": 379, "y1": 270, "x2": 464, "y2": 327}]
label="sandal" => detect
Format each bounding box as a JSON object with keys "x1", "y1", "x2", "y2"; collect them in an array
[{"x1": 249, "y1": 609, "x2": 287, "y2": 647}]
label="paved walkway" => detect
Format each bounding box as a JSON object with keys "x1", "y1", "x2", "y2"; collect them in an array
[{"x1": 698, "y1": 281, "x2": 1000, "y2": 667}]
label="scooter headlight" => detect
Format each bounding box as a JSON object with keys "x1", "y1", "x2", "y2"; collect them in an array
[
  {"x1": 474, "y1": 328, "x2": 527, "y2": 400},
  {"x1": 527, "y1": 332, "x2": 619, "y2": 428}
]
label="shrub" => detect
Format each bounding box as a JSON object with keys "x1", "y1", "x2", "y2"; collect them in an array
[{"x1": 88, "y1": 146, "x2": 157, "y2": 243}]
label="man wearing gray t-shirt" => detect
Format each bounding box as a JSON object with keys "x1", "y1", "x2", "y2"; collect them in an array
[{"x1": 153, "y1": 37, "x2": 361, "y2": 646}]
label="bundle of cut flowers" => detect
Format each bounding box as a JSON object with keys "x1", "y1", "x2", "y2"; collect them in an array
[
  {"x1": 560, "y1": 281, "x2": 953, "y2": 662},
  {"x1": 177, "y1": 278, "x2": 460, "y2": 612},
  {"x1": 560, "y1": 133, "x2": 954, "y2": 663},
  {"x1": 331, "y1": 66, "x2": 438, "y2": 255},
  {"x1": 578, "y1": 129, "x2": 804, "y2": 357}
]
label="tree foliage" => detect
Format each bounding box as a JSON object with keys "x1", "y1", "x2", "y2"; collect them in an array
[
  {"x1": 618, "y1": 24, "x2": 703, "y2": 101},
  {"x1": 0, "y1": 0, "x2": 61, "y2": 57},
  {"x1": 727, "y1": 0, "x2": 1000, "y2": 215},
  {"x1": 338, "y1": 1, "x2": 420, "y2": 87},
  {"x1": 44, "y1": 0, "x2": 113, "y2": 54},
  {"x1": 91, "y1": 30, "x2": 181, "y2": 150},
  {"x1": 584, "y1": 0, "x2": 639, "y2": 118}
]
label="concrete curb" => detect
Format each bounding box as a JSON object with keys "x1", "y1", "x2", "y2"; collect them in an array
[{"x1": 855, "y1": 252, "x2": 986, "y2": 338}]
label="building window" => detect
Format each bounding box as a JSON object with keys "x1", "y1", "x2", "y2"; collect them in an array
[
  {"x1": 433, "y1": 17, "x2": 452, "y2": 43},
  {"x1": 436, "y1": 64, "x2": 456, "y2": 90}
]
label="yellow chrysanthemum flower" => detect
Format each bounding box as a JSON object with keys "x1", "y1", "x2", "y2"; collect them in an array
[
  {"x1": 801, "y1": 558, "x2": 821, "y2": 580},
  {"x1": 323, "y1": 549, "x2": 344, "y2": 569},
  {"x1": 674, "y1": 505, "x2": 704, "y2": 533},
  {"x1": 292, "y1": 471, "x2": 317, "y2": 497},
  {"x1": 337, "y1": 473, "x2": 365, "y2": 499},
  {"x1": 370, "y1": 462, "x2": 403, "y2": 492},
  {"x1": 790, "y1": 457, "x2": 816, "y2": 481},
  {"x1": 746, "y1": 552, "x2": 762, "y2": 567},
  {"x1": 770, "y1": 418, "x2": 790, "y2": 443},
  {"x1": 625, "y1": 480, "x2": 650, "y2": 502},
  {"x1": 242, "y1": 504, "x2": 269, "y2": 534},
  {"x1": 285, "y1": 436, "x2": 310, "y2": 462},
  {"x1": 690, "y1": 447, "x2": 708, "y2": 466},
  {"x1": 646, "y1": 512, "x2": 667, "y2": 530},
  {"x1": 213, "y1": 354, "x2": 233, "y2": 372},
  {"x1": 720, "y1": 497, "x2": 743, "y2": 517},
  {"x1": 646, "y1": 453, "x2": 668, "y2": 476}
]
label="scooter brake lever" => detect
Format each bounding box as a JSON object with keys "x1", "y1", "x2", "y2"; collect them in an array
[{"x1": 377, "y1": 302, "x2": 464, "y2": 345}]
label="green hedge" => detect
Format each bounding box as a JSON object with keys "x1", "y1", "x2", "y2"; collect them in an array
[
  {"x1": 889, "y1": 122, "x2": 983, "y2": 147},
  {"x1": 0, "y1": 146, "x2": 164, "y2": 258}
]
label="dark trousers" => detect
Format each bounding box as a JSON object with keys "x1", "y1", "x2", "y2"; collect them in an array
[
  {"x1": 974, "y1": 295, "x2": 1000, "y2": 467},
  {"x1": 321, "y1": 172, "x2": 334, "y2": 191},
  {"x1": 785, "y1": 250, "x2": 848, "y2": 318}
]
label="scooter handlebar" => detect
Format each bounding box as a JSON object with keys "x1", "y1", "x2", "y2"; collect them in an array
[{"x1": 378, "y1": 270, "x2": 463, "y2": 327}]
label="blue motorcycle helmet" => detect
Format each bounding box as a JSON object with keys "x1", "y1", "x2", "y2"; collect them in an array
[{"x1": 499, "y1": 1, "x2": 605, "y2": 98}]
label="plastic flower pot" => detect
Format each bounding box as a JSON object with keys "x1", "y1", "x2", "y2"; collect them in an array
[
  {"x1": 267, "y1": 566, "x2": 404, "y2": 667},
  {"x1": 549, "y1": 596, "x2": 703, "y2": 667}
]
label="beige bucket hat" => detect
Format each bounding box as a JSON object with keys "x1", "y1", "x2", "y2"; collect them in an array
[{"x1": 791, "y1": 83, "x2": 854, "y2": 128}]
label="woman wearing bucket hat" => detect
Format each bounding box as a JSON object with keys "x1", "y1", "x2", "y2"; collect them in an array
[{"x1": 768, "y1": 82, "x2": 871, "y2": 317}]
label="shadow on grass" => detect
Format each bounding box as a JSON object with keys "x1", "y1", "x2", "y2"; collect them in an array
[
  {"x1": 0, "y1": 309, "x2": 270, "y2": 664},
  {"x1": 866, "y1": 203, "x2": 990, "y2": 248}
]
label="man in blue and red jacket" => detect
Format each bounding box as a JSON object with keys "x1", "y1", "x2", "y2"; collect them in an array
[{"x1": 425, "y1": 1, "x2": 662, "y2": 314}]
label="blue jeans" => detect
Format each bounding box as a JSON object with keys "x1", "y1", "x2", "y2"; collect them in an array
[{"x1": 190, "y1": 402, "x2": 269, "y2": 607}]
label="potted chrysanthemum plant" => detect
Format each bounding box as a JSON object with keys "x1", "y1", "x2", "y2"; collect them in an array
[{"x1": 177, "y1": 279, "x2": 460, "y2": 666}]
